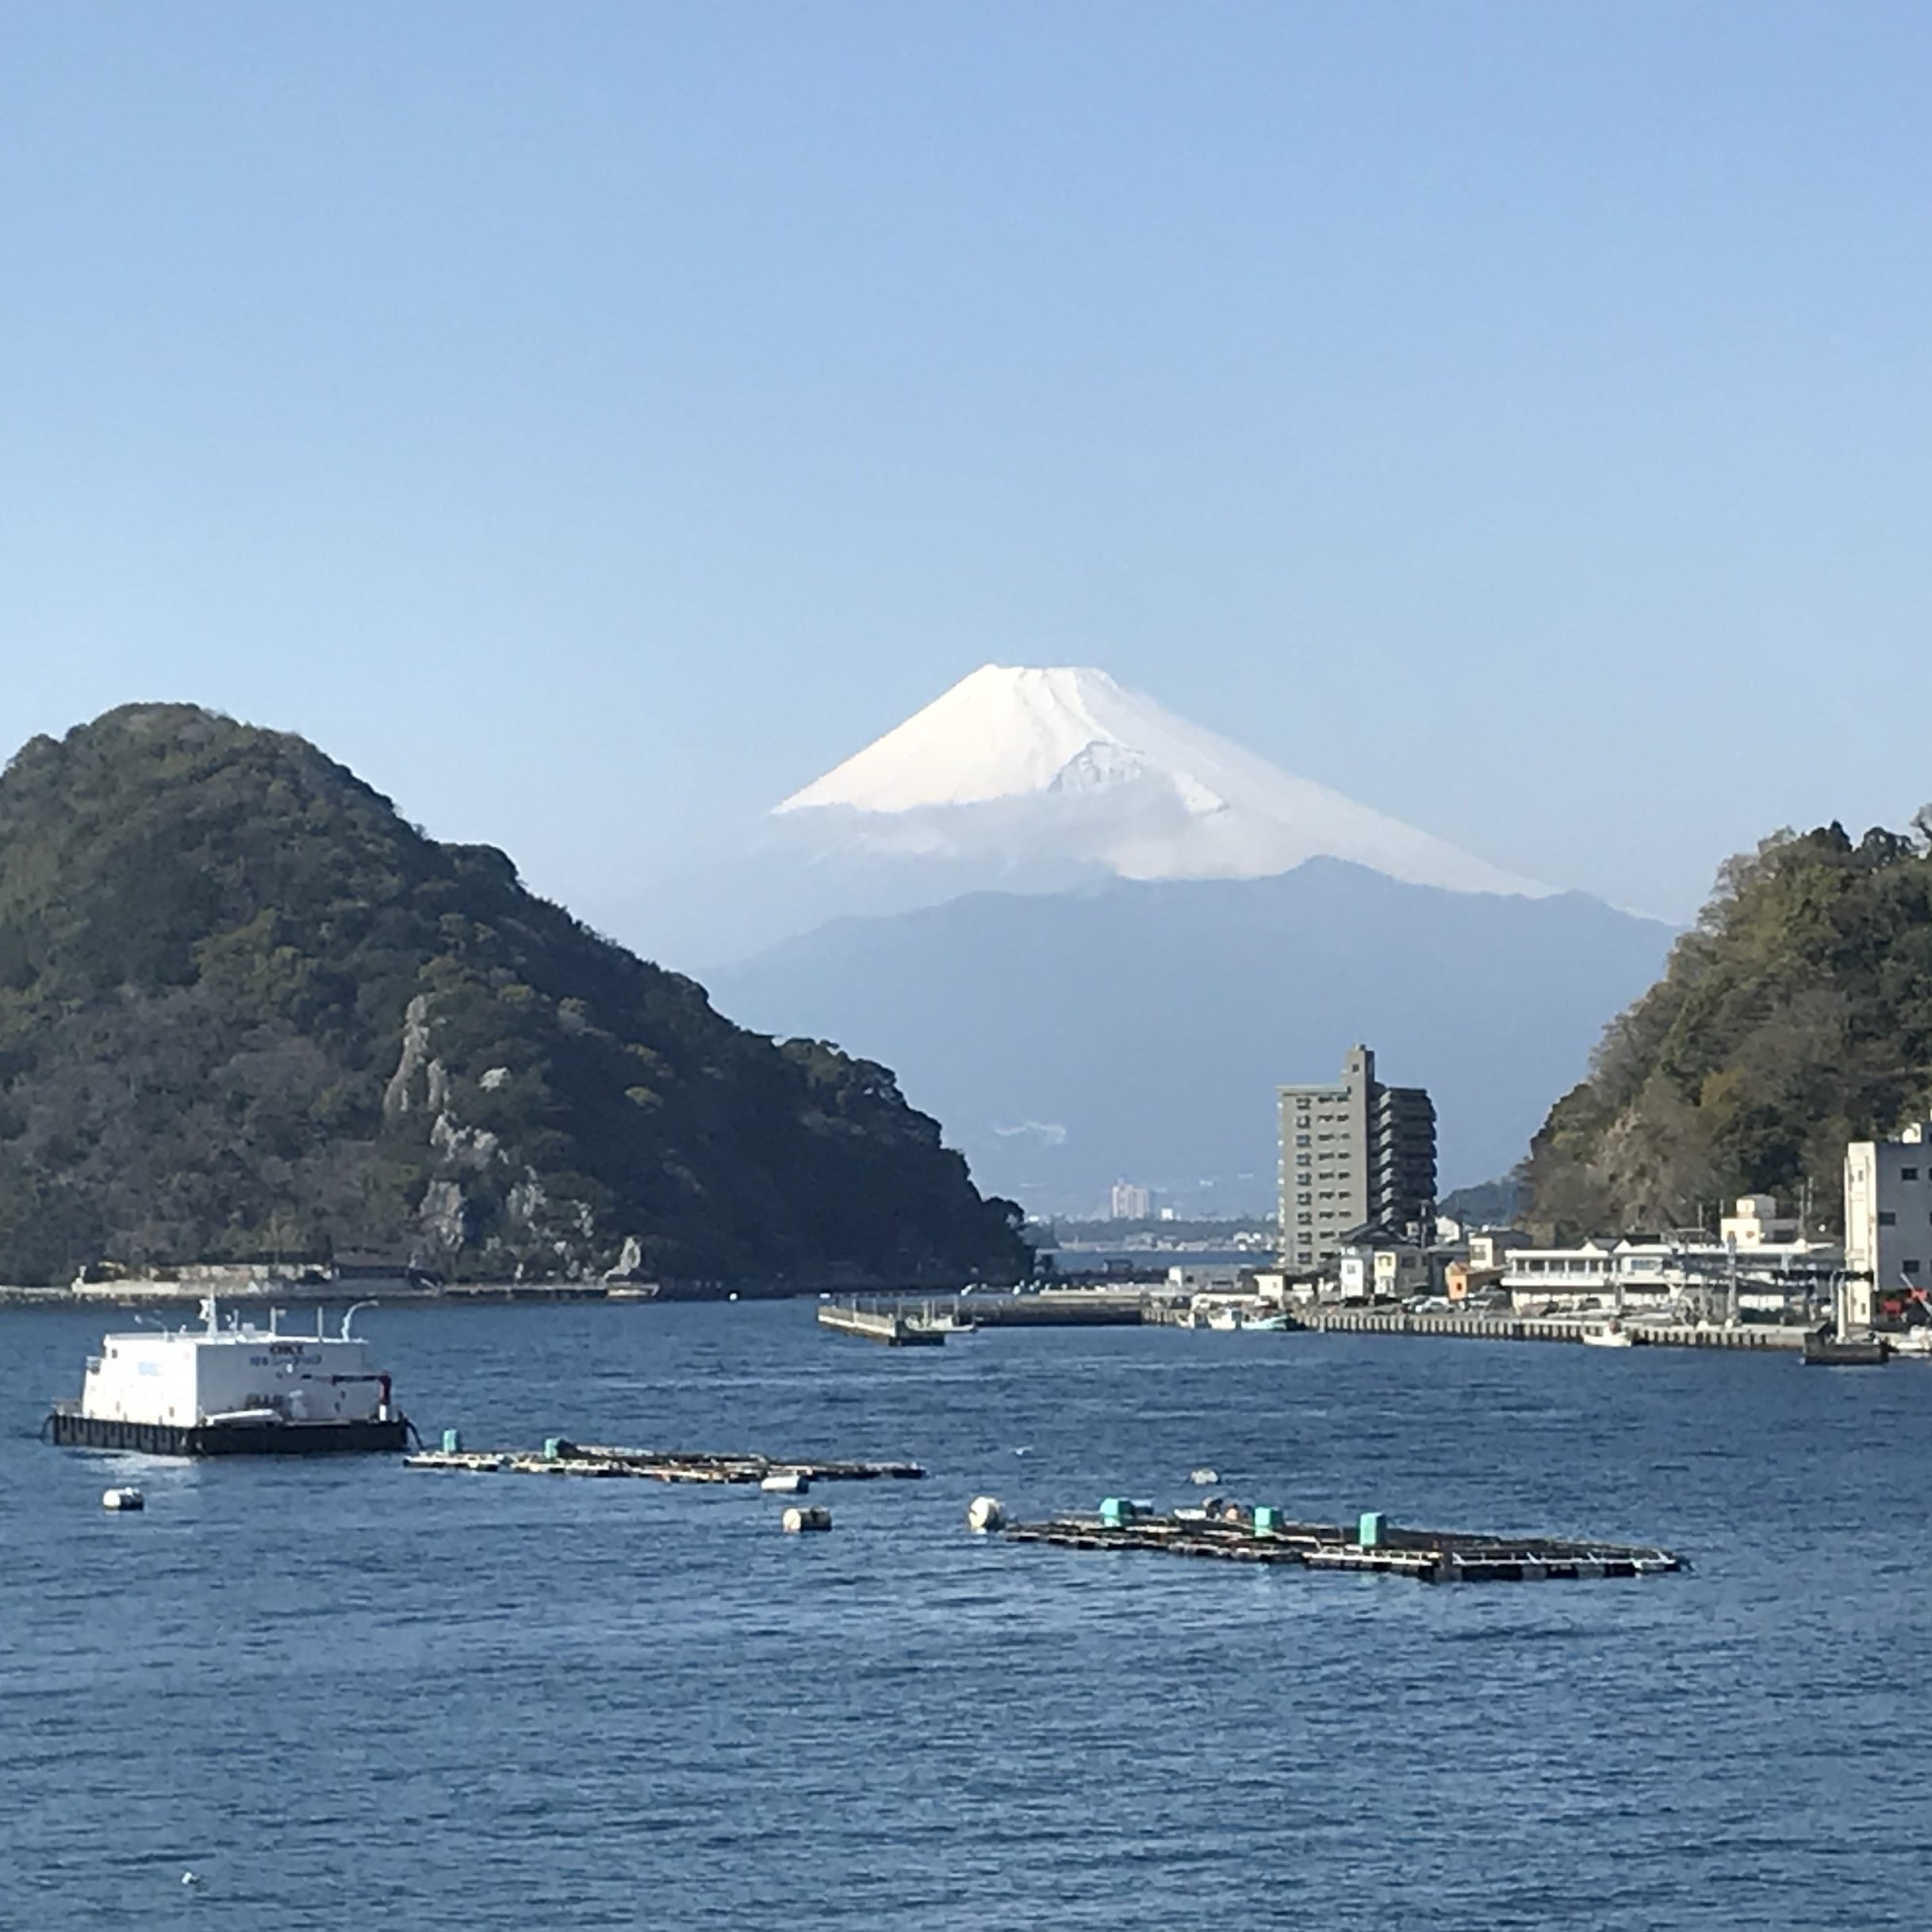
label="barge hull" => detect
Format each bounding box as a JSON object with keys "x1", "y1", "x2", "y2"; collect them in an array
[
  {"x1": 49, "y1": 1413, "x2": 408, "y2": 1456},
  {"x1": 1802, "y1": 1332, "x2": 1890, "y2": 1366}
]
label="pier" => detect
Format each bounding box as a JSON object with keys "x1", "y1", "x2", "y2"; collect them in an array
[
  {"x1": 815, "y1": 1302, "x2": 949, "y2": 1346},
  {"x1": 994, "y1": 1506, "x2": 1683, "y2": 1585},
  {"x1": 817, "y1": 1289, "x2": 1163, "y2": 1343},
  {"x1": 405, "y1": 1442, "x2": 926, "y2": 1482}
]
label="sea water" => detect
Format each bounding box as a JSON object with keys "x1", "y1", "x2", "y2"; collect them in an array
[{"x1": 2, "y1": 1301, "x2": 1927, "y2": 1930}]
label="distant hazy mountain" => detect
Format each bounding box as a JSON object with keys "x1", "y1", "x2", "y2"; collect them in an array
[{"x1": 712, "y1": 861, "x2": 1677, "y2": 1217}]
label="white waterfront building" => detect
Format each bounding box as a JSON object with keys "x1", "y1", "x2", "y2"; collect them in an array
[
  {"x1": 1844, "y1": 1122, "x2": 1932, "y2": 1326},
  {"x1": 1501, "y1": 1198, "x2": 1838, "y2": 1318}
]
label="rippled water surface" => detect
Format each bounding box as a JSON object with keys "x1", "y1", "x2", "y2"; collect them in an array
[{"x1": 3, "y1": 1301, "x2": 1927, "y2": 1930}]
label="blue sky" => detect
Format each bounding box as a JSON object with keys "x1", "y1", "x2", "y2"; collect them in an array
[{"x1": 3, "y1": 2, "x2": 1929, "y2": 948}]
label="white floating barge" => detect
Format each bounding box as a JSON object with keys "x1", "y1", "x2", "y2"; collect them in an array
[{"x1": 48, "y1": 1299, "x2": 409, "y2": 1456}]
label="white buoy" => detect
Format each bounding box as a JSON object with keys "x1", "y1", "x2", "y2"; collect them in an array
[
  {"x1": 966, "y1": 1495, "x2": 1006, "y2": 1532},
  {"x1": 761, "y1": 1470, "x2": 809, "y2": 1494},
  {"x1": 781, "y1": 1505, "x2": 832, "y2": 1532},
  {"x1": 181, "y1": 1870, "x2": 203, "y2": 1887},
  {"x1": 102, "y1": 1486, "x2": 145, "y2": 1512},
  {"x1": 1190, "y1": 1466, "x2": 1220, "y2": 1486}
]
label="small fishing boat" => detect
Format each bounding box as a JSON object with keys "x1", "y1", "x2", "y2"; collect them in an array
[
  {"x1": 1580, "y1": 1320, "x2": 1634, "y2": 1348},
  {"x1": 1802, "y1": 1326, "x2": 1890, "y2": 1367}
]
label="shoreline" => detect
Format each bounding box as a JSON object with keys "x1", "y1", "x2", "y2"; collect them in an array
[
  {"x1": 0, "y1": 1280, "x2": 983, "y2": 1311},
  {"x1": 3, "y1": 1284, "x2": 1823, "y2": 1354}
]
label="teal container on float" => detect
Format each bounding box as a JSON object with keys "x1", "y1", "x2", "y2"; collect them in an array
[
  {"x1": 441, "y1": 1428, "x2": 462, "y2": 1453},
  {"x1": 1099, "y1": 1497, "x2": 1133, "y2": 1527},
  {"x1": 544, "y1": 1436, "x2": 565, "y2": 1461},
  {"x1": 1253, "y1": 1505, "x2": 1280, "y2": 1534},
  {"x1": 1358, "y1": 1510, "x2": 1386, "y2": 1548}
]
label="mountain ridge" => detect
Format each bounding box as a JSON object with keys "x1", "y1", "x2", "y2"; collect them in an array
[
  {"x1": 0, "y1": 703, "x2": 1028, "y2": 1286},
  {"x1": 713, "y1": 857, "x2": 1677, "y2": 1216}
]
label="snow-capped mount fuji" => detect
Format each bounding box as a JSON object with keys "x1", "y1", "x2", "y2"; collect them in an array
[
  {"x1": 775, "y1": 664, "x2": 1544, "y2": 899},
  {"x1": 643, "y1": 662, "x2": 1675, "y2": 1217}
]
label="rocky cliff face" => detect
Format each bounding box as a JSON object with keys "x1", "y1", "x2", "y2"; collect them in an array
[{"x1": 0, "y1": 703, "x2": 1027, "y2": 1286}]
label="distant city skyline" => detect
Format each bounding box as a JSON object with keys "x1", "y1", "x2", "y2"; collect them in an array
[{"x1": 6, "y1": 4, "x2": 1930, "y2": 959}]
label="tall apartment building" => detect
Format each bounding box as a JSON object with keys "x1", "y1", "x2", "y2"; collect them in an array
[
  {"x1": 1278, "y1": 1044, "x2": 1437, "y2": 1275},
  {"x1": 1845, "y1": 1122, "x2": 1932, "y2": 1325}
]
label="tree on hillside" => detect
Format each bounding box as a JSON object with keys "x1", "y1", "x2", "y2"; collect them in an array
[{"x1": 1523, "y1": 822, "x2": 1932, "y2": 1240}]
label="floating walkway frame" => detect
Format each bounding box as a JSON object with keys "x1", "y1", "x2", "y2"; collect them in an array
[
  {"x1": 994, "y1": 1507, "x2": 1681, "y2": 1585},
  {"x1": 404, "y1": 1441, "x2": 924, "y2": 1484}
]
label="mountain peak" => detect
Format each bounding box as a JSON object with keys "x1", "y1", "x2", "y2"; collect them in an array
[
  {"x1": 774, "y1": 664, "x2": 1545, "y2": 899},
  {"x1": 778, "y1": 665, "x2": 1151, "y2": 815}
]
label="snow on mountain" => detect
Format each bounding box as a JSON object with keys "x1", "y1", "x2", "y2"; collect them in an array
[{"x1": 775, "y1": 665, "x2": 1545, "y2": 898}]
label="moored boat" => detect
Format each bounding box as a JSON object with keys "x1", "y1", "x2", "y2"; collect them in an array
[
  {"x1": 1580, "y1": 1320, "x2": 1634, "y2": 1348},
  {"x1": 1801, "y1": 1325, "x2": 1890, "y2": 1367}
]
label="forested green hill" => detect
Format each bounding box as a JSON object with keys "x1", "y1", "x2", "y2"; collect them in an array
[
  {"x1": 1524, "y1": 820, "x2": 1932, "y2": 1239},
  {"x1": 0, "y1": 704, "x2": 1027, "y2": 1286}
]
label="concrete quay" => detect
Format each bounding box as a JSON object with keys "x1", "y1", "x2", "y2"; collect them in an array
[
  {"x1": 1300, "y1": 1307, "x2": 1806, "y2": 1350},
  {"x1": 818, "y1": 1292, "x2": 1811, "y2": 1351}
]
